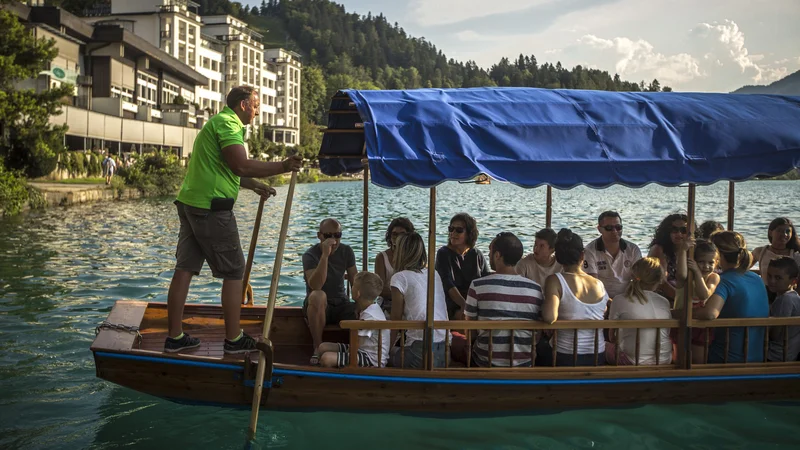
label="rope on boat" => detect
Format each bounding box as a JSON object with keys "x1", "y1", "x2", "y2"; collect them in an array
[{"x1": 95, "y1": 321, "x2": 142, "y2": 349}]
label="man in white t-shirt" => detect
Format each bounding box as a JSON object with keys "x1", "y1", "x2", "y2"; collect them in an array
[{"x1": 583, "y1": 211, "x2": 642, "y2": 299}]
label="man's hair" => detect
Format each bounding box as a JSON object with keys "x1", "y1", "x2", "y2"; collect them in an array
[
  {"x1": 770, "y1": 256, "x2": 799, "y2": 280},
  {"x1": 450, "y1": 212, "x2": 479, "y2": 247},
  {"x1": 598, "y1": 211, "x2": 621, "y2": 224},
  {"x1": 354, "y1": 271, "x2": 383, "y2": 301},
  {"x1": 319, "y1": 218, "x2": 341, "y2": 230},
  {"x1": 534, "y1": 228, "x2": 557, "y2": 248},
  {"x1": 226, "y1": 86, "x2": 258, "y2": 110},
  {"x1": 492, "y1": 232, "x2": 524, "y2": 266}
]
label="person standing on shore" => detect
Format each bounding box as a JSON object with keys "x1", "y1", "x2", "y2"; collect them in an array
[{"x1": 164, "y1": 86, "x2": 302, "y2": 354}]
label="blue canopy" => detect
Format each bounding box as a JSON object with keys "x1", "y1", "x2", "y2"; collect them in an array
[{"x1": 318, "y1": 88, "x2": 800, "y2": 189}]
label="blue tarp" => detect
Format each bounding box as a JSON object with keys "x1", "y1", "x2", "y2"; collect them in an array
[{"x1": 320, "y1": 88, "x2": 800, "y2": 189}]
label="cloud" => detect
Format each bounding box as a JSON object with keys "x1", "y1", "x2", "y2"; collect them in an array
[
  {"x1": 408, "y1": 0, "x2": 552, "y2": 27},
  {"x1": 579, "y1": 35, "x2": 701, "y2": 84},
  {"x1": 574, "y1": 19, "x2": 800, "y2": 89}
]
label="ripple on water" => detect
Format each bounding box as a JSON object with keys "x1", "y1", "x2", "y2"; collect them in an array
[{"x1": 0, "y1": 181, "x2": 799, "y2": 449}]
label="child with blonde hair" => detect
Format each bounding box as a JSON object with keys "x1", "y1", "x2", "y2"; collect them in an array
[
  {"x1": 676, "y1": 239, "x2": 721, "y2": 364},
  {"x1": 313, "y1": 271, "x2": 390, "y2": 368},
  {"x1": 606, "y1": 257, "x2": 673, "y2": 365}
]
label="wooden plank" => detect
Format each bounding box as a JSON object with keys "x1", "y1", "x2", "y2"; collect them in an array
[
  {"x1": 692, "y1": 317, "x2": 800, "y2": 327},
  {"x1": 434, "y1": 319, "x2": 679, "y2": 330},
  {"x1": 90, "y1": 300, "x2": 149, "y2": 351}
]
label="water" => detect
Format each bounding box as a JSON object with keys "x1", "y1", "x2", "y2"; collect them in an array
[{"x1": 1, "y1": 180, "x2": 799, "y2": 449}]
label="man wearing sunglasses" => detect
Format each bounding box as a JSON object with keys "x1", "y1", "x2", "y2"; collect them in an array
[
  {"x1": 583, "y1": 211, "x2": 643, "y2": 298},
  {"x1": 303, "y1": 218, "x2": 358, "y2": 351}
]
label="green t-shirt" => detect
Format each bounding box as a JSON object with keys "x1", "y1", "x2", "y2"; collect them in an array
[{"x1": 176, "y1": 106, "x2": 245, "y2": 209}]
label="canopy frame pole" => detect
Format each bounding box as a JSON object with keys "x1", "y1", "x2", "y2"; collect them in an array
[
  {"x1": 362, "y1": 161, "x2": 369, "y2": 271},
  {"x1": 727, "y1": 181, "x2": 735, "y2": 231},
  {"x1": 679, "y1": 183, "x2": 697, "y2": 369},
  {"x1": 424, "y1": 187, "x2": 437, "y2": 370},
  {"x1": 545, "y1": 186, "x2": 553, "y2": 229},
  {"x1": 247, "y1": 171, "x2": 298, "y2": 441}
]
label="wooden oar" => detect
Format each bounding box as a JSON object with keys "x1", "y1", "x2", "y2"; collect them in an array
[
  {"x1": 247, "y1": 171, "x2": 297, "y2": 442},
  {"x1": 241, "y1": 196, "x2": 266, "y2": 306}
]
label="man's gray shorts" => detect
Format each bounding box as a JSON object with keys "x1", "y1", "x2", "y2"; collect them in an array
[{"x1": 174, "y1": 201, "x2": 245, "y2": 280}]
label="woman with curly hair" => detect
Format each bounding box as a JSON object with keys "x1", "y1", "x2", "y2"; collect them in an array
[
  {"x1": 435, "y1": 212, "x2": 490, "y2": 319},
  {"x1": 648, "y1": 213, "x2": 696, "y2": 301},
  {"x1": 374, "y1": 217, "x2": 415, "y2": 314},
  {"x1": 752, "y1": 217, "x2": 800, "y2": 285}
]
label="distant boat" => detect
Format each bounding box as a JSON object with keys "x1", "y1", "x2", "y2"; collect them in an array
[{"x1": 459, "y1": 174, "x2": 491, "y2": 184}]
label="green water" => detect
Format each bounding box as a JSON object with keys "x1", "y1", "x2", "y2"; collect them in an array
[{"x1": 1, "y1": 180, "x2": 799, "y2": 449}]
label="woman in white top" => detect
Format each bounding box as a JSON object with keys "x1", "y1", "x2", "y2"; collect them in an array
[
  {"x1": 389, "y1": 232, "x2": 449, "y2": 368},
  {"x1": 542, "y1": 229, "x2": 609, "y2": 366},
  {"x1": 752, "y1": 218, "x2": 800, "y2": 287},
  {"x1": 375, "y1": 217, "x2": 415, "y2": 315},
  {"x1": 606, "y1": 257, "x2": 673, "y2": 365}
]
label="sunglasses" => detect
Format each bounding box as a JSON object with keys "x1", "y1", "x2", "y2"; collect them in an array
[
  {"x1": 448, "y1": 226, "x2": 465, "y2": 234},
  {"x1": 391, "y1": 231, "x2": 407, "y2": 237},
  {"x1": 322, "y1": 232, "x2": 343, "y2": 239},
  {"x1": 602, "y1": 225, "x2": 623, "y2": 232},
  {"x1": 671, "y1": 226, "x2": 688, "y2": 235}
]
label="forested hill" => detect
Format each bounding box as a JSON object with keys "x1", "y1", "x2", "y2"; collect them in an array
[{"x1": 733, "y1": 70, "x2": 800, "y2": 95}]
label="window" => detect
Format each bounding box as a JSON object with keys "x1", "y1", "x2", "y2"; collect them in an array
[
  {"x1": 211, "y1": 60, "x2": 218, "y2": 71},
  {"x1": 162, "y1": 81, "x2": 179, "y2": 104},
  {"x1": 188, "y1": 48, "x2": 195, "y2": 65},
  {"x1": 179, "y1": 44, "x2": 186, "y2": 60},
  {"x1": 202, "y1": 57, "x2": 210, "y2": 69}
]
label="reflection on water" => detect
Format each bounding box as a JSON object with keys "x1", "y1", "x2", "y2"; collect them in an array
[{"x1": 0, "y1": 180, "x2": 798, "y2": 449}]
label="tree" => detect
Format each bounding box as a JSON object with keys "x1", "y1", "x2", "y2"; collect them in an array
[
  {"x1": 260, "y1": 0, "x2": 268, "y2": 16},
  {"x1": 647, "y1": 79, "x2": 661, "y2": 92},
  {"x1": 0, "y1": 5, "x2": 73, "y2": 178},
  {"x1": 301, "y1": 65, "x2": 327, "y2": 125},
  {"x1": 250, "y1": 5, "x2": 259, "y2": 16}
]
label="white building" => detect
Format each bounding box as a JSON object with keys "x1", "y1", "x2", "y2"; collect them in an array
[
  {"x1": 265, "y1": 48, "x2": 301, "y2": 146},
  {"x1": 79, "y1": 0, "x2": 300, "y2": 144}
]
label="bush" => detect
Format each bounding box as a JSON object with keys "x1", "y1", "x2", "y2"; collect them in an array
[
  {"x1": 86, "y1": 152, "x2": 103, "y2": 177},
  {"x1": 73, "y1": 152, "x2": 86, "y2": 176},
  {"x1": 263, "y1": 175, "x2": 286, "y2": 186},
  {"x1": 119, "y1": 150, "x2": 185, "y2": 196},
  {"x1": 0, "y1": 162, "x2": 29, "y2": 216},
  {"x1": 4, "y1": 135, "x2": 60, "y2": 179},
  {"x1": 26, "y1": 186, "x2": 46, "y2": 209},
  {"x1": 298, "y1": 171, "x2": 318, "y2": 183}
]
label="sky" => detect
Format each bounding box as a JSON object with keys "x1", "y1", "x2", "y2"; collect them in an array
[{"x1": 246, "y1": 0, "x2": 800, "y2": 92}]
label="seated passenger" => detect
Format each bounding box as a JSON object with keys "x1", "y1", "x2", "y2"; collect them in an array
[
  {"x1": 374, "y1": 217, "x2": 415, "y2": 317},
  {"x1": 303, "y1": 218, "x2": 358, "y2": 355},
  {"x1": 390, "y1": 232, "x2": 449, "y2": 368},
  {"x1": 464, "y1": 232, "x2": 543, "y2": 367},
  {"x1": 606, "y1": 257, "x2": 673, "y2": 365},
  {"x1": 314, "y1": 272, "x2": 390, "y2": 368},
  {"x1": 752, "y1": 218, "x2": 800, "y2": 286},
  {"x1": 675, "y1": 239, "x2": 720, "y2": 364},
  {"x1": 435, "y1": 213, "x2": 490, "y2": 319},
  {"x1": 694, "y1": 231, "x2": 769, "y2": 363},
  {"x1": 767, "y1": 257, "x2": 800, "y2": 362},
  {"x1": 516, "y1": 227, "x2": 562, "y2": 287},
  {"x1": 542, "y1": 229, "x2": 609, "y2": 366},
  {"x1": 584, "y1": 211, "x2": 642, "y2": 299},
  {"x1": 697, "y1": 220, "x2": 724, "y2": 241},
  {"x1": 648, "y1": 213, "x2": 695, "y2": 301}
]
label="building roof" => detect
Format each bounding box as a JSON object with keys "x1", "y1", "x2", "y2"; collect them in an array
[{"x1": 92, "y1": 25, "x2": 208, "y2": 86}]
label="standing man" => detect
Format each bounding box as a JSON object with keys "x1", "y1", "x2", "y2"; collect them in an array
[
  {"x1": 103, "y1": 152, "x2": 116, "y2": 185},
  {"x1": 303, "y1": 218, "x2": 358, "y2": 353},
  {"x1": 164, "y1": 86, "x2": 302, "y2": 354},
  {"x1": 583, "y1": 211, "x2": 643, "y2": 299}
]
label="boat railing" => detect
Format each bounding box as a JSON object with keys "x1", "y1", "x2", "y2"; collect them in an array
[{"x1": 340, "y1": 316, "x2": 800, "y2": 371}]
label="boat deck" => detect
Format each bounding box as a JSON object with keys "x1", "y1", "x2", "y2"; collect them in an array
[{"x1": 99, "y1": 301, "x2": 349, "y2": 366}]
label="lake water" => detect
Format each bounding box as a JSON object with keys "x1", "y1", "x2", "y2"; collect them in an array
[{"x1": 1, "y1": 180, "x2": 799, "y2": 449}]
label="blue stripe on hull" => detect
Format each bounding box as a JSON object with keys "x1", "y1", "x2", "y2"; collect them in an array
[{"x1": 94, "y1": 351, "x2": 800, "y2": 386}]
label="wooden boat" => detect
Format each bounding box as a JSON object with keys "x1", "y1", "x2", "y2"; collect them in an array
[{"x1": 93, "y1": 88, "x2": 800, "y2": 414}]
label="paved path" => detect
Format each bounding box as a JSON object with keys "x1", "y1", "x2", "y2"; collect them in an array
[{"x1": 28, "y1": 182, "x2": 110, "y2": 193}]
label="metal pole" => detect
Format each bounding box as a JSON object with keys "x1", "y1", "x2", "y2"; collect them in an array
[
  {"x1": 362, "y1": 162, "x2": 369, "y2": 271},
  {"x1": 425, "y1": 187, "x2": 437, "y2": 370},
  {"x1": 546, "y1": 186, "x2": 553, "y2": 229},
  {"x1": 727, "y1": 181, "x2": 735, "y2": 231},
  {"x1": 681, "y1": 183, "x2": 697, "y2": 369}
]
